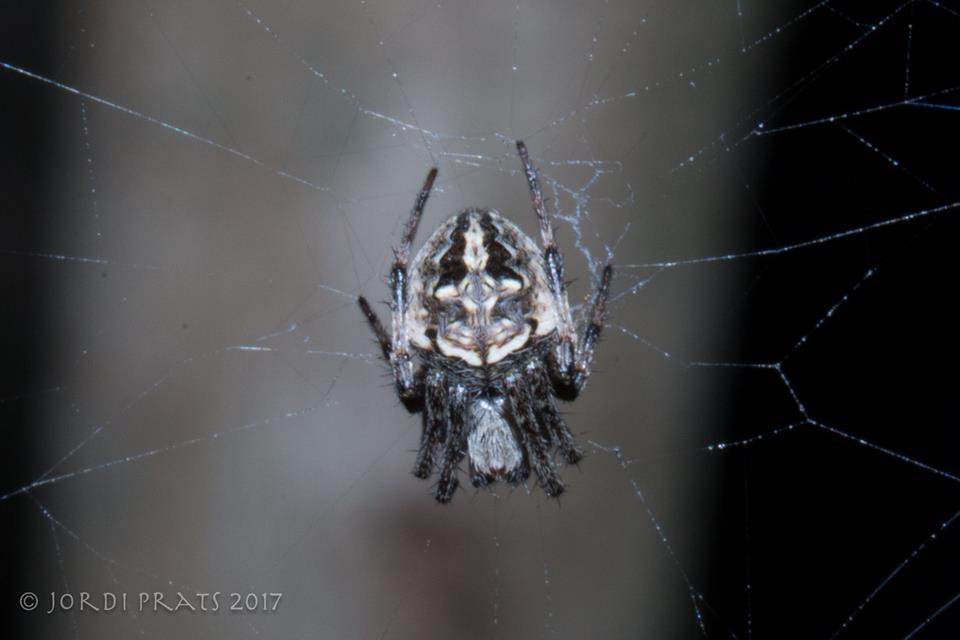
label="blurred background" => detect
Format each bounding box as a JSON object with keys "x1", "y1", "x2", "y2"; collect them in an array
[{"x1": 4, "y1": 1, "x2": 960, "y2": 638}]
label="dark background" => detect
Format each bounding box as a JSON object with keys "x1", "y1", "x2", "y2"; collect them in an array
[
  {"x1": 3, "y1": 4, "x2": 60, "y2": 639},
  {"x1": 700, "y1": 2, "x2": 960, "y2": 638},
  {"x1": 3, "y1": 1, "x2": 959, "y2": 639}
]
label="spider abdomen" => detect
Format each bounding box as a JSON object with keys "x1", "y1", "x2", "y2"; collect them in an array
[{"x1": 406, "y1": 209, "x2": 559, "y2": 367}]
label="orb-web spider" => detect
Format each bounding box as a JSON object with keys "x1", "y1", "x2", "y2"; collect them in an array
[{"x1": 358, "y1": 141, "x2": 612, "y2": 502}]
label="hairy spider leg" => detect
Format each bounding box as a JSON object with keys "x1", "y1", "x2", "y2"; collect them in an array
[
  {"x1": 396, "y1": 167, "x2": 439, "y2": 265},
  {"x1": 516, "y1": 141, "x2": 577, "y2": 367},
  {"x1": 414, "y1": 370, "x2": 447, "y2": 479},
  {"x1": 357, "y1": 296, "x2": 391, "y2": 363},
  {"x1": 526, "y1": 361, "x2": 583, "y2": 464},
  {"x1": 504, "y1": 374, "x2": 565, "y2": 497},
  {"x1": 435, "y1": 384, "x2": 468, "y2": 503},
  {"x1": 515, "y1": 140, "x2": 613, "y2": 400},
  {"x1": 357, "y1": 167, "x2": 438, "y2": 402},
  {"x1": 570, "y1": 263, "x2": 613, "y2": 392}
]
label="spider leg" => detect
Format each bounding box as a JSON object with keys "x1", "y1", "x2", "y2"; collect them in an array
[
  {"x1": 388, "y1": 167, "x2": 438, "y2": 397},
  {"x1": 505, "y1": 374, "x2": 564, "y2": 498},
  {"x1": 397, "y1": 167, "x2": 439, "y2": 264},
  {"x1": 528, "y1": 363, "x2": 583, "y2": 464},
  {"x1": 357, "y1": 296, "x2": 392, "y2": 362},
  {"x1": 435, "y1": 384, "x2": 467, "y2": 503},
  {"x1": 516, "y1": 141, "x2": 612, "y2": 399},
  {"x1": 515, "y1": 141, "x2": 556, "y2": 253},
  {"x1": 558, "y1": 264, "x2": 613, "y2": 400},
  {"x1": 413, "y1": 370, "x2": 446, "y2": 479},
  {"x1": 516, "y1": 141, "x2": 578, "y2": 372},
  {"x1": 357, "y1": 296, "x2": 425, "y2": 411},
  {"x1": 357, "y1": 167, "x2": 437, "y2": 403}
]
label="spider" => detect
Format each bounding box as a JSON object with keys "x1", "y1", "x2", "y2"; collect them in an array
[{"x1": 358, "y1": 141, "x2": 612, "y2": 503}]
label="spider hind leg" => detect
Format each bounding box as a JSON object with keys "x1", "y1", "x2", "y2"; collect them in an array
[
  {"x1": 528, "y1": 364, "x2": 583, "y2": 465},
  {"x1": 504, "y1": 375, "x2": 565, "y2": 498},
  {"x1": 506, "y1": 464, "x2": 531, "y2": 486},
  {"x1": 413, "y1": 371, "x2": 447, "y2": 479},
  {"x1": 434, "y1": 384, "x2": 468, "y2": 503}
]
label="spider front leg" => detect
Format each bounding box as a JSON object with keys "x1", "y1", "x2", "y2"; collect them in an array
[
  {"x1": 516, "y1": 141, "x2": 577, "y2": 362},
  {"x1": 357, "y1": 167, "x2": 438, "y2": 403},
  {"x1": 516, "y1": 140, "x2": 612, "y2": 400}
]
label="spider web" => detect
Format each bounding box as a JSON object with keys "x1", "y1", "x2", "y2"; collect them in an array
[{"x1": 3, "y1": 0, "x2": 959, "y2": 638}]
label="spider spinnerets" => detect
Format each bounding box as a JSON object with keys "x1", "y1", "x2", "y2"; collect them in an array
[{"x1": 358, "y1": 141, "x2": 612, "y2": 503}]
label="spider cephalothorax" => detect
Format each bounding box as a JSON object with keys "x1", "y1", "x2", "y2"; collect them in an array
[{"x1": 358, "y1": 141, "x2": 612, "y2": 503}]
